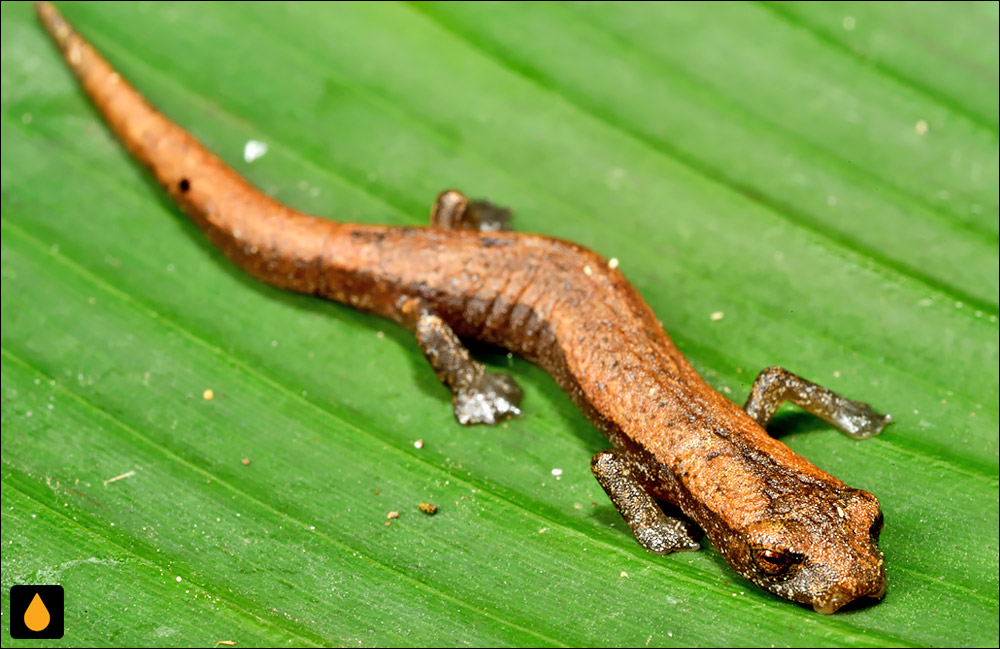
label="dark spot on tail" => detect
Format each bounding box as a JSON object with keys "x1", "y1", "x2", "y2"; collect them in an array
[{"x1": 178, "y1": 178, "x2": 191, "y2": 193}]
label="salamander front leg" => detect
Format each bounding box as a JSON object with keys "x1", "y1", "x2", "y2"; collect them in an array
[
  {"x1": 430, "y1": 189, "x2": 513, "y2": 231},
  {"x1": 400, "y1": 298, "x2": 523, "y2": 425},
  {"x1": 744, "y1": 366, "x2": 891, "y2": 439},
  {"x1": 591, "y1": 450, "x2": 700, "y2": 554}
]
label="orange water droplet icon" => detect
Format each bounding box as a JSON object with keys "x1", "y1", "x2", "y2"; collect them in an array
[{"x1": 24, "y1": 592, "x2": 51, "y2": 632}]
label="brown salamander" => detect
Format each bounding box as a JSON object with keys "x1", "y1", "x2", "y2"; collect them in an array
[{"x1": 37, "y1": 2, "x2": 891, "y2": 614}]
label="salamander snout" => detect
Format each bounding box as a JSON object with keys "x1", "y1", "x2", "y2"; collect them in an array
[
  {"x1": 746, "y1": 538, "x2": 886, "y2": 614},
  {"x1": 809, "y1": 556, "x2": 887, "y2": 614},
  {"x1": 807, "y1": 493, "x2": 887, "y2": 614},
  {"x1": 738, "y1": 490, "x2": 887, "y2": 613}
]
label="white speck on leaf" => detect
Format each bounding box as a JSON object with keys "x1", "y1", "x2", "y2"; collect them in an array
[{"x1": 243, "y1": 140, "x2": 268, "y2": 163}]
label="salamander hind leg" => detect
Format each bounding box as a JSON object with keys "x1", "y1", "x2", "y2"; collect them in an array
[
  {"x1": 430, "y1": 189, "x2": 513, "y2": 232},
  {"x1": 591, "y1": 450, "x2": 700, "y2": 554},
  {"x1": 744, "y1": 366, "x2": 892, "y2": 439},
  {"x1": 401, "y1": 298, "x2": 523, "y2": 425}
]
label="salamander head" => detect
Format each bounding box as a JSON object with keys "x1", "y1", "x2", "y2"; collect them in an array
[{"x1": 725, "y1": 488, "x2": 886, "y2": 614}]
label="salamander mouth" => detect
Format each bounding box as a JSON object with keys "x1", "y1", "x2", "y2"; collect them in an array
[{"x1": 812, "y1": 580, "x2": 886, "y2": 614}]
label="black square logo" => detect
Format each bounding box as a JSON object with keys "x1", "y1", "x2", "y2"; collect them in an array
[{"x1": 9, "y1": 585, "x2": 64, "y2": 639}]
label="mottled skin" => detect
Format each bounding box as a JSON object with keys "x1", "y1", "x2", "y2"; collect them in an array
[{"x1": 38, "y1": 2, "x2": 890, "y2": 614}]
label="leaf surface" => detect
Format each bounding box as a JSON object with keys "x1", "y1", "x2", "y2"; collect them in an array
[{"x1": 2, "y1": 2, "x2": 997, "y2": 646}]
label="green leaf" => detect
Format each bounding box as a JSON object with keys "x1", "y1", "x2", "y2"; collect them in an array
[{"x1": 2, "y1": 1, "x2": 997, "y2": 646}]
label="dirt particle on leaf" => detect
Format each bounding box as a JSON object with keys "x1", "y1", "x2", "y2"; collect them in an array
[
  {"x1": 387, "y1": 511, "x2": 399, "y2": 520},
  {"x1": 241, "y1": 458, "x2": 251, "y2": 466}
]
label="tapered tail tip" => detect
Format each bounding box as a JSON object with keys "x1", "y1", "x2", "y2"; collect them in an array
[
  {"x1": 34, "y1": 1, "x2": 54, "y2": 20},
  {"x1": 35, "y1": 1, "x2": 72, "y2": 47}
]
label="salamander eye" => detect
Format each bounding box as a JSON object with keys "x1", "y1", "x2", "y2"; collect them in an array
[
  {"x1": 751, "y1": 548, "x2": 802, "y2": 576},
  {"x1": 870, "y1": 511, "x2": 884, "y2": 541}
]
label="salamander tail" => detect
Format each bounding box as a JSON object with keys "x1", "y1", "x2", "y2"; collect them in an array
[{"x1": 35, "y1": 1, "x2": 342, "y2": 290}]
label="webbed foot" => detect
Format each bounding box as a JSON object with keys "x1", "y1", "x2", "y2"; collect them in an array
[
  {"x1": 454, "y1": 372, "x2": 523, "y2": 425},
  {"x1": 401, "y1": 297, "x2": 525, "y2": 425}
]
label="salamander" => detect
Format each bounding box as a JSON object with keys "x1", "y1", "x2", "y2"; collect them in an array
[{"x1": 37, "y1": 1, "x2": 891, "y2": 614}]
